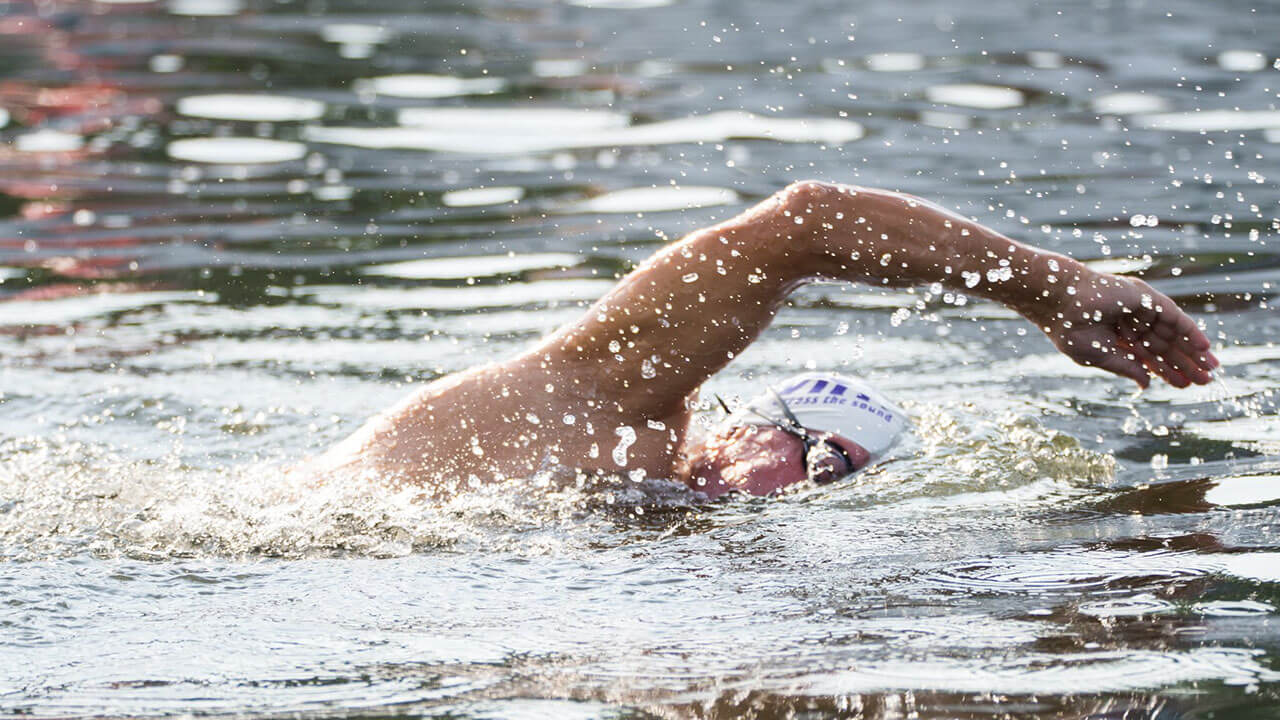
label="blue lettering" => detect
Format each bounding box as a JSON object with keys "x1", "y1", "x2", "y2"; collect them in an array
[{"x1": 780, "y1": 378, "x2": 809, "y2": 395}]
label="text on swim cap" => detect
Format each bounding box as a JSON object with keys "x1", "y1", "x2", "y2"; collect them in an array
[{"x1": 779, "y1": 378, "x2": 895, "y2": 424}]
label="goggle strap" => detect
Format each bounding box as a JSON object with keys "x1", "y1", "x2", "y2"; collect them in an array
[
  {"x1": 715, "y1": 390, "x2": 856, "y2": 482},
  {"x1": 767, "y1": 387, "x2": 807, "y2": 433},
  {"x1": 713, "y1": 393, "x2": 734, "y2": 416}
]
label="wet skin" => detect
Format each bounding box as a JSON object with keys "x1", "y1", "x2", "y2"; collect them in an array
[
  {"x1": 682, "y1": 424, "x2": 873, "y2": 499},
  {"x1": 304, "y1": 181, "x2": 1220, "y2": 497}
]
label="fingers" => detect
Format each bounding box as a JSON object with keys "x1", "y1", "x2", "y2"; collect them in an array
[
  {"x1": 1071, "y1": 332, "x2": 1151, "y2": 388},
  {"x1": 1138, "y1": 283, "x2": 1212, "y2": 349},
  {"x1": 1120, "y1": 323, "x2": 1205, "y2": 386},
  {"x1": 1089, "y1": 345, "x2": 1151, "y2": 389},
  {"x1": 1123, "y1": 283, "x2": 1219, "y2": 386},
  {"x1": 1170, "y1": 304, "x2": 1213, "y2": 353},
  {"x1": 1142, "y1": 286, "x2": 1216, "y2": 351},
  {"x1": 1122, "y1": 336, "x2": 1190, "y2": 388},
  {"x1": 1066, "y1": 275, "x2": 1219, "y2": 390},
  {"x1": 1123, "y1": 319, "x2": 1217, "y2": 387}
]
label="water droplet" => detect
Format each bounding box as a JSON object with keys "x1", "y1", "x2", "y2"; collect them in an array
[{"x1": 612, "y1": 426, "x2": 636, "y2": 466}]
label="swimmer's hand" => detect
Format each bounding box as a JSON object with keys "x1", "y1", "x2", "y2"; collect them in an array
[{"x1": 1028, "y1": 268, "x2": 1219, "y2": 389}]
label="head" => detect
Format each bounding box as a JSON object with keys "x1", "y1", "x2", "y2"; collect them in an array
[
  {"x1": 684, "y1": 423, "x2": 871, "y2": 499},
  {"x1": 681, "y1": 373, "x2": 908, "y2": 499}
]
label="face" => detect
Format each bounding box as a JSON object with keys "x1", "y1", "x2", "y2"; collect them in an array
[{"x1": 682, "y1": 424, "x2": 871, "y2": 499}]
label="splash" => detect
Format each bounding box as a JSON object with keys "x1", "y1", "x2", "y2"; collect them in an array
[
  {"x1": 0, "y1": 406, "x2": 1117, "y2": 561},
  {"x1": 884, "y1": 403, "x2": 1117, "y2": 495},
  {"x1": 0, "y1": 436, "x2": 702, "y2": 561}
]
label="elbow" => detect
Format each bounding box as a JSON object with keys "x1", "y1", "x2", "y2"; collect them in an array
[
  {"x1": 782, "y1": 180, "x2": 918, "y2": 215},
  {"x1": 779, "y1": 180, "x2": 845, "y2": 213},
  {"x1": 778, "y1": 180, "x2": 898, "y2": 227}
]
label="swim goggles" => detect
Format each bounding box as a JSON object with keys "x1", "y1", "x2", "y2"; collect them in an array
[{"x1": 715, "y1": 389, "x2": 857, "y2": 483}]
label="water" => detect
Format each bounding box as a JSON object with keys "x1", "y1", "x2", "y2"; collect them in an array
[{"x1": 1, "y1": 0, "x2": 1279, "y2": 716}]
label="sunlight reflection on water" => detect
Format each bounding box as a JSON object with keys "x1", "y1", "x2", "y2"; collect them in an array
[{"x1": 0, "y1": 0, "x2": 1278, "y2": 716}]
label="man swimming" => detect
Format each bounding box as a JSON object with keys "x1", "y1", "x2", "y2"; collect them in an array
[{"x1": 301, "y1": 181, "x2": 1219, "y2": 499}]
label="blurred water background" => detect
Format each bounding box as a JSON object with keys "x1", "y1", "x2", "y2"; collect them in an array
[{"x1": 1, "y1": 0, "x2": 1279, "y2": 717}]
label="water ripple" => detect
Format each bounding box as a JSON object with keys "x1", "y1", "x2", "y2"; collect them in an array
[
  {"x1": 166, "y1": 137, "x2": 309, "y2": 164},
  {"x1": 304, "y1": 110, "x2": 864, "y2": 154},
  {"x1": 175, "y1": 93, "x2": 326, "y2": 122},
  {"x1": 930, "y1": 548, "x2": 1212, "y2": 595},
  {"x1": 795, "y1": 647, "x2": 1280, "y2": 694}
]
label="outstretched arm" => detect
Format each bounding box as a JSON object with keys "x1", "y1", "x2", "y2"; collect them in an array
[{"x1": 529, "y1": 181, "x2": 1217, "y2": 423}]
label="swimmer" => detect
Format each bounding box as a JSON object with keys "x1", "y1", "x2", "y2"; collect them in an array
[{"x1": 303, "y1": 181, "x2": 1219, "y2": 499}]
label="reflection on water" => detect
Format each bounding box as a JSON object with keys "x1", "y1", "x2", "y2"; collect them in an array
[
  {"x1": 176, "y1": 93, "x2": 327, "y2": 122},
  {"x1": 1137, "y1": 109, "x2": 1280, "y2": 132},
  {"x1": 924, "y1": 83, "x2": 1026, "y2": 110},
  {"x1": 166, "y1": 136, "x2": 310, "y2": 163},
  {"x1": 304, "y1": 110, "x2": 865, "y2": 154},
  {"x1": 0, "y1": 0, "x2": 1278, "y2": 717}
]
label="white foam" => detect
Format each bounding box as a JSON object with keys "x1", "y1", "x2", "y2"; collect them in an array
[
  {"x1": 1218, "y1": 49, "x2": 1269, "y2": 72},
  {"x1": 919, "y1": 111, "x2": 973, "y2": 130},
  {"x1": 167, "y1": 137, "x2": 308, "y2": 164},
  {"x1": 176, "y1": 94, "x2": 326, "y2": 122},
  {"x1": 170, "y1": 0, "x2": 241, "y2": 15},
  {"x1": 398, "y1": 107, "x2": 630, "y2": 132},
  {"x1": 14, "y1": 130, "x2": 84, "y2": 153},
  {"x1": 1091, "y1": 92, "x2": 1170, "y2": 115},
  {"x1": 563, "y1": 0, "x2": 673, "y2": 7},
  {"x1": 0, "y1": 108, "x2": 8, "y2": 129},
  {"x1": 559, "y1": 186, "x2": 738, "y2": 214},
  {"x1": 1137, "y1": 109, "x2": 1280, "y2": 132},
  {"x1": 149, "y1": 54, "x2": 184, "y2": 73},
  {"x1": 320, "y1": 23, "x2": 391, "y2": 45},
  {"x1": 360, "y1": 253, "x2": 582, "y2": 280},
  {"x1": 865, "y1": 52, "x2": 926, "y2": 72},
  {"x1": 533, "y1": 59, "x2": 590, "y2": 78},
  {"x1": 312, "y1": 278, "x2": 614, "y2": 311},
  {"x1": 441, "y1": 186, "x2": 526, "y2": 207},
  {"x1": 360, "y1": 74, "x2": 506, "y2": 99},
  {"x1": 305, "y1": 110, "x2": 864, "y2": 154},
  {"x1": 0, "y1": 434, "x2": 693, "y2": 560},
  {"x1": 925, "y1": 84, "x2": 1025, "y2": 110}
]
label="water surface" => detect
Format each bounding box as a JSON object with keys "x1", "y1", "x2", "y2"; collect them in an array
[{"x1": 1, "y1": 0, "x2": 1279, "y2": 717}]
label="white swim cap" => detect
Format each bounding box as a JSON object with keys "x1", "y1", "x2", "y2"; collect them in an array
[{"x1": 729, "y1": 372, "x2": 910, "y2": 457}]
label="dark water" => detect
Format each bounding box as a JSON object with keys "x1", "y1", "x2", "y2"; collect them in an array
[{"x1": 2, "y1": 0, "x2": 1280, "y2": 717}]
